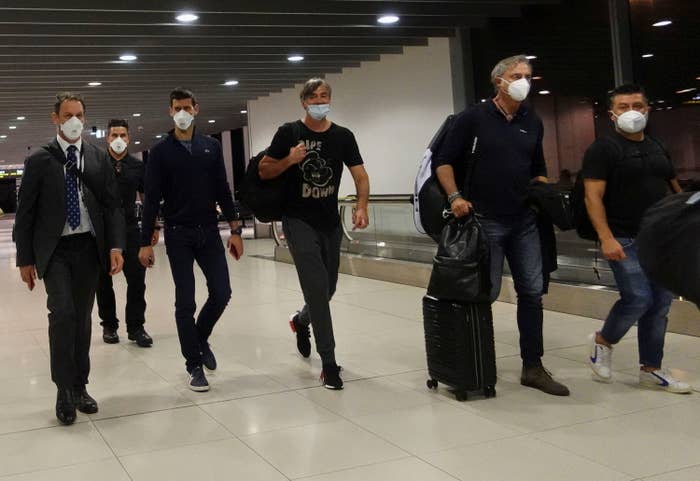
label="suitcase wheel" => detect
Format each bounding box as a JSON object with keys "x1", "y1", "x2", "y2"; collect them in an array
[
  {"x1": 484, "y1": 386, "x2": 496, "y2": 398},
  {"x1": 455, "y1": 391, "x2": 468, "y2": 402},
  {"x1": 426, "y1": 379, "x2": 438, "y2": 390}
]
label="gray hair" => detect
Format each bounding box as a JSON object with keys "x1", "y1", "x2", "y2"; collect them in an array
[
  {"x1": 300, "y1": 78, "x2": 332, "y2": 100},
  {"x1": 490, "y1": 55, "x2": 531, "y2": 91}
]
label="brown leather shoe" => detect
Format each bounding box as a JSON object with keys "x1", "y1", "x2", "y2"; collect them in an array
[{"x1": 521, "y1": 365, "x2": 570, "y2": 396}]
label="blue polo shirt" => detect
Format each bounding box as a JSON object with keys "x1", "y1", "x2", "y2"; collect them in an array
[{"x1": 432, "y1": 100, "x2": 547, "y2": 218}]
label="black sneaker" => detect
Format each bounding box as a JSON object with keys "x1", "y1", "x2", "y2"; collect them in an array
[
  {"x1": 200, "y1": 342, "x2": 217, "y2": 371},
  {"x1": 128, "y1": 328, "x2": 153, "y2": 348},
  {"x1": 289, "y1": 312, "x2": 311, "y2": 358},
  {"x1": 102, "y1": 326, "x2": 119, "y2": 344},
  {"x1": 320, "y1": 363, "x2": 343, "y2": 390},
  {"x1": 188, "y1": 366, "x2": 210, "y2": 392}
]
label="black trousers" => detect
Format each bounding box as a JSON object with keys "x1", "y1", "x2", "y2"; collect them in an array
[
  {"x1": 164, "y1": 224, "x2": 231, "y2": 372},
  {"x1": 43, "y1": 233, "x2": 100, "y2": 388},
  {"x1": 282, "y1": 217, "x2": 342, "y2": 365},
  {"x1": 96, "y1": 226, "x2": 146, "y2": 333}
]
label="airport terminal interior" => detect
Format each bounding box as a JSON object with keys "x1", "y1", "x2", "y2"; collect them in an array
[{"x1": 0, "y1": 1, "x2": 699, "y2": 480}]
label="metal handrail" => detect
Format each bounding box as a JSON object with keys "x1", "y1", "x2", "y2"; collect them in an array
[{"x1": 272, "y1": 194, "x2": 415, "y2": 246}]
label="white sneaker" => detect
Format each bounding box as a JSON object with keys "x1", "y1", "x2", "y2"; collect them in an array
[
  {"x1": 639, "y1": 368, "x2": 692, "y2": 394},
  {"x1": 588, "y1": 333, "x2": 613, "y2": 383}
]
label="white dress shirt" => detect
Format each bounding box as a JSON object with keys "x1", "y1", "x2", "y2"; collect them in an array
[{"x1": 56, "y1": 135, "x2": 95, "y2": 237}]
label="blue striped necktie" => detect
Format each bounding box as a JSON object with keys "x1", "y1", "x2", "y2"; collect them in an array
[{"x1": 65, "y1": 145, "x2": 80, "y2": 230}]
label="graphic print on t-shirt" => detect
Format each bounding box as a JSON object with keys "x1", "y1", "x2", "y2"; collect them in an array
[{"x1": 299, "y1": 140, "x2": 335, "y2": 199}]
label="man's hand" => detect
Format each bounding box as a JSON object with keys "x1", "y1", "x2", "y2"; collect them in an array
[
  {"x1": 19, "y1": 265, "x2": 36, "y2": 291},
  {"x1": 151, "y1": 229, "x2": 160, "y2": 246},
  {"x1": 352, "y1": 207, "x2": 369, "y2": 230},
  {"x1": 287, "y1": 141, "x2": 307, "y2": 165},
  {"x1": 450, "y1": 198, "x2": 473, "y2": 218},
  {"x1": 138, "y1": 246, "x2": 155, "y2": 268},
  {"x1": 227, "y1": 235, "x2": 244, "y2": 260},
  {"x1": 601, "y1": 238, "x2": 626, "y2": 261},
  {"x1": 110, "y1": 251, "x2": 124, "y2": 276}
]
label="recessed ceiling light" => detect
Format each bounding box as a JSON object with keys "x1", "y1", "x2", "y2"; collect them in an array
[
  {"x1": 377, "y1": 14, "x2": 400, "y2": 24},
  {"x1": 642, "y1": 53, "x2": 654, "y2": 58},
  {"x1": 88, "y1": 82, "x2": 102, "y2": 86},
  {"x1": 132, "y1": 113, "x2": 141, "y2": 117},
  {"x1": 287, "y1": 55, "x2": 304, "y2": 62},
  {"x1": 676, "y1": 87, "x2": 697, "y2": 94},
  {"x1": 208, "y1": 120, "x2": 216, "y2": 123},
  {"x1": 240, "y1": 110, "x2": 248, "y2": 114},
  {"x1": 134, "y1": 141, "x2": 141, "y2": 145},
  {"x1": 223, "y1": 80, "x2": 239, "y2": 86},
  {"x1": 538, "y1": 90, "x2": 551, "y2": 95},
  {"x1": 666, "y1": 106, "x2": 673, "y2": 110},
  {"x1": 155, "y1": 135, "x2": 162, "y2": 139},
  {"x1": 16, "y1": 116, "x2": 25, "y2": 120},
  {"x1": 525, "y1": 55, "x2": 537, "y2": 60},
  {"x1": 8, "y1": 126, "x2": 16, "y2": 130},
  {"x1": 176, "y1": 12, "x2": 199, "y2": 22},
  {"x1": 0, "y1": 135, "x2": 7, "y2": 139},
  {"x1": 532, "y1": 76, "x2": 543, "y2": 80},
  {"x1": 652, "y1": 20, "x2": 672, "y2": 27},
  {"x1": 480, "y1": 99, "x2": 487, "y2": 103},
  {"x1": 657, "y1": 99, "x2": 666, "y2": 103},
  {"x1": 119, "y1": 54, "x2": 138, "y2": 61}
]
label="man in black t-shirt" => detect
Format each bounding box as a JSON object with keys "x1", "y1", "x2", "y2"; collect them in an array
[
  {"x1": 433, "y1": 55, "x2": 570, "y2": 397},
  {"x1": 583, "y1": 84, "x2": 690, "y2": 394},
  {"x1": 259, "y1": 78, "x2": 370, "y2": 390},
  {"x1": 96, "y1": 119, "x2": 156, "y2": 347}
]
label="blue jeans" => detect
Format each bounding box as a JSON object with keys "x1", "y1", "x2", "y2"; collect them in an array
[
  {"x1": 480, "y1": 210, "x2": 544, "y2": 367},
  {"x1": 164, "y1": 224, "x2": 232, "y2": 372},
  {"x1": 600, "y1": 238, "x2": 673, "y2": 368}
]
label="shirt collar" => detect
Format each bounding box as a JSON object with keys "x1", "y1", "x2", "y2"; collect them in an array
[{"x1": 56, "y1": 135, "x2": 82, "y2": 155}]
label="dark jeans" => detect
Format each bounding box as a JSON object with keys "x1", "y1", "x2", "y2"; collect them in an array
[
  {"x1": 96, "y1": 226, "x2": 146, "y2": 333},
  {"x1": 43, "y1": 233, "x2": 100, "y2": 388},
  {"x1": 600, "y1": 238, "x2": 673, "y2": 368},
  {"x1": 480, "y1": 210, "x2": 544, "y2": 367},
  {"x1": 282, "y1": 217, "x2": 342, "y2": 365},
  {"x1": 164, "y1": 224, "x2": 231, "y2": 372}
]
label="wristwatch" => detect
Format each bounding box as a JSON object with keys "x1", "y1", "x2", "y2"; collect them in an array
[{"x1": 230, "y1": 226, "x2": 243, "y2": 236}]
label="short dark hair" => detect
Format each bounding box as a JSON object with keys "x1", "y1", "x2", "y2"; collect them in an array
[
  {"x1": 607, "y1": 84, "x2": 648, "y2": 109},
  {"x1": 107, "y1": 119, "x2": 129, "y2": 131},
  {"x1": 300, "y1": 78, "x2": 332, "y2": 101},
  {"x1": 170, "y1": 87, "x2": 197, "y2": 106},
  {"x1": 54, "y1": 92, "x2": 86, "y2": 114}
]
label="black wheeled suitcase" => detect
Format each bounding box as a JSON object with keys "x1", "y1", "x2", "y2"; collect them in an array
[{"x1": 423, "y1": 296, "x2": 497, "y2": 401}]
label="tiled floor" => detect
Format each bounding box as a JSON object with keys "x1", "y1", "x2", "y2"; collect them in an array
[{"x1": 1, "y1": 218, "x2": 699, "y2": 480}]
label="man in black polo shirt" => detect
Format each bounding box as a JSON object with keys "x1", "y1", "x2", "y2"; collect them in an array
[
  {"x1": 583, "y1": 84, "x2": 690, "y2": 393},
  {"x1": 138, "y1": 88, "x2": 244, "y2": 392},
  {"x1": 259, "y1": 78, "x2": 370, "y2": 390},
  {"x1": 97, "y1": 119, "x2": 155, "y2": 347},
  {"x1": 433, "y1": 54, "x2": 569, "y2": 396}
]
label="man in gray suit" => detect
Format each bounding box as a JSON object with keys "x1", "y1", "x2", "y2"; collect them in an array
[{"x1": 14, "y1": 92, "x2": 125, "y2": 425}]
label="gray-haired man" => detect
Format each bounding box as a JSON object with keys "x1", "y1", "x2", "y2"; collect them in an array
[{"x1": 433, "y1": 55, "x2": 570, "y2": 396}]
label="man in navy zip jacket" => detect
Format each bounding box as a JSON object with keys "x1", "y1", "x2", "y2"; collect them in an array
[
  {"x1": 138, "y1": 88, "x2": 244, "y2": 392},
  {"x1": 433, "y1": 55, "x2": 570, "y2": 396}
]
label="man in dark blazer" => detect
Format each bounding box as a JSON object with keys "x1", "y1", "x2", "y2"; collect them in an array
[{"x1": 14, "y1": 92, "x2": 125, "y2": 425}]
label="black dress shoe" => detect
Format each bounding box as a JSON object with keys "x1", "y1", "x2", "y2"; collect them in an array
[
  {"x1": 56, "y1": 388, "x2": 76, "y2": 425},
  {"x1": 74, "y1": 386, "x2": 98, "y2": 414},
  {"x1": 128, "y1": 328, "x2": 153, "y2": 347},
  {"x1": 103, "y1": 327, "x2": 119, "y2": 344}
]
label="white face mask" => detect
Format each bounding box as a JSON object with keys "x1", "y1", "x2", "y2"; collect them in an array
[
  {"x1": 500, "y1": 77, "x2": 531, "y2": 102},
  {"x1": 307, "y1": 103, "x2": 331, "y2": 120},
  {"x1": 60, "y1": 116, "x2": 83, "y2": 141},
  {"x1": 110, "y1": 137, "x2": 128, "y2": 155},
  {"x1": 614, "y1": 110, "x2": 648, "y2": 134},
  {"x1": 173, "y1": 110, "x2": 194, "y2": 130}
]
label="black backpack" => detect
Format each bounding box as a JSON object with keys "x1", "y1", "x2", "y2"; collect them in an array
[{"x1": 239, "y1": 122, "x2": 301, "y2": 223}]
